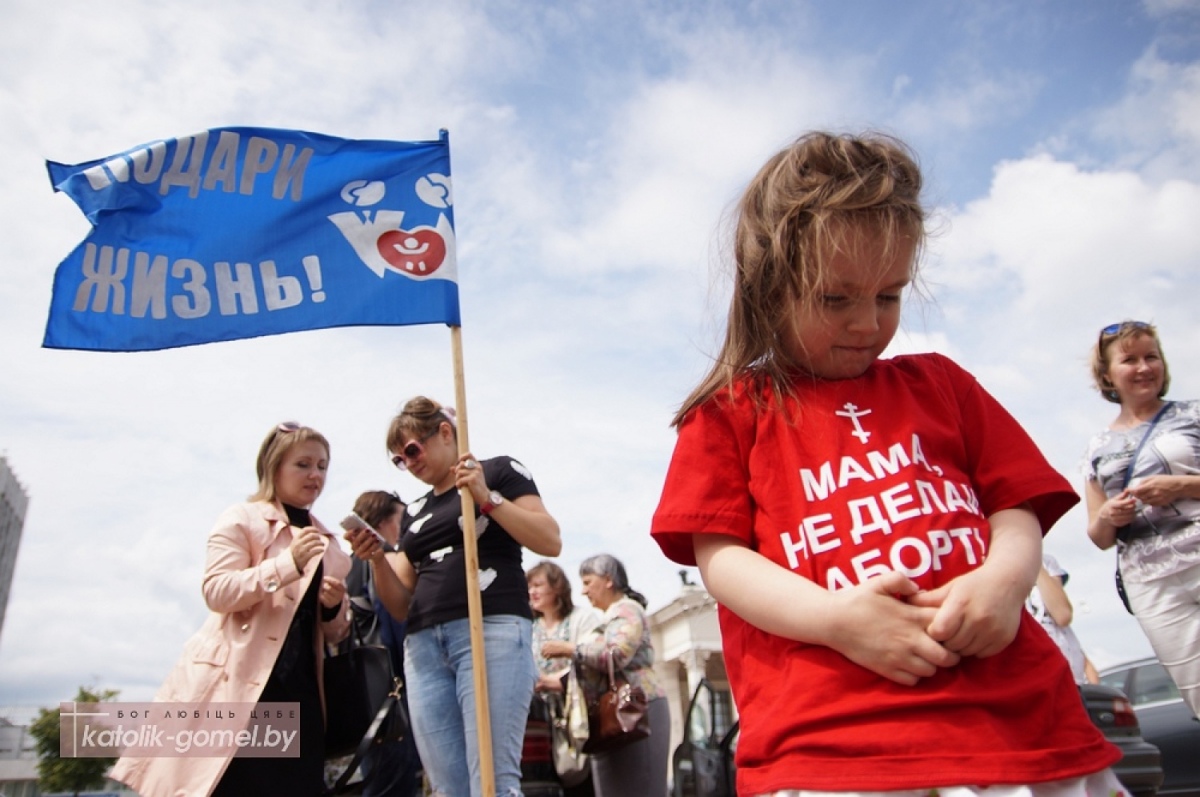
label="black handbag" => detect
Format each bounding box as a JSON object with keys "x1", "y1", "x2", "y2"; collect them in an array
[
  {"x1": 325, "y1": 678, "x2": 409, "y2": 794},
  {"x1": 323, "y1": 622, "x2": 395, "y2": 758},
  {"x1": 322, "y1": 566, "x2": 411, "y2": 794}
]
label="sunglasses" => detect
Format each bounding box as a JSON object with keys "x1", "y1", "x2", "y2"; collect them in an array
[
  {"x1": 277, "y1": 421, "x2": 302, "y2": 433},
  {"x1": 1100, "y1": 321, "x2": 1150, "y2": 337},
  {"x1": 391, "y1": 429, "x2": 439, "y2": 471}
]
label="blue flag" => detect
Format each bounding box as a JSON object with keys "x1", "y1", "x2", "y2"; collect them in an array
[{"x1": 44, "y1": 127, "x2": 460, "y2": 351}]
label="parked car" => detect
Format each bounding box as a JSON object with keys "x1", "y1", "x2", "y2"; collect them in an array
[
  {"x1": 1082, "y1": 681, "x2": 1164, "y2": 797},
  {"x1": 1100, "y1": 657, "x2": 1200, "y2": 797},
  {"x1": 672, "y1": 679, "x2": 1162, "y2": 797},
  {"x1": 672, "y1": 680, "x2": 736, "y2": 797}
]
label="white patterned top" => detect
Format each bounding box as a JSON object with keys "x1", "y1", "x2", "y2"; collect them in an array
[{"x1": 1084, "y1": 399, "x2": 1200, "y2": 581}]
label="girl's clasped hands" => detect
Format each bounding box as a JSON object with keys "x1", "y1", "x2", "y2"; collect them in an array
[{"x1": 832, "y1": 564, "x2": 1027, "y2": 687}]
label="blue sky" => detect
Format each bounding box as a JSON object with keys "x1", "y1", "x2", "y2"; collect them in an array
[{"x1": 1, "y1": 0, "x2": 1199, "y2": 713}]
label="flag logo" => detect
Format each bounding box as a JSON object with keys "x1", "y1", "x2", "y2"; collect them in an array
[
  {"x1": 327, "y1": 172, "x2": 456, "y2": 282},
  {"x1": 44, "y1": 127, "x2": 461, "y2": 352}
]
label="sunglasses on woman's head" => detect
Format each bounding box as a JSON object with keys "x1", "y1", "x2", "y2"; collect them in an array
[
  {"x1": 277, "y1": 421, "x2": 302, "y2": 432},
  {"x1": 391, "y1": 430, "x2": 438, "y2": 471},
  {"x1": 1100, "y1": 321, "x2": 1150, "y2": 337}
]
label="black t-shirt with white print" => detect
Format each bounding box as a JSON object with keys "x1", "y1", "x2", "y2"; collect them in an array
[{"x1": 401, "y1": 455, "x2": 541, "y2": 633}]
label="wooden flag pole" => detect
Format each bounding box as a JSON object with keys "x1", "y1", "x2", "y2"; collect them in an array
[{"x1": 450, "y1": 324, "x2": 496, "y2": 797}]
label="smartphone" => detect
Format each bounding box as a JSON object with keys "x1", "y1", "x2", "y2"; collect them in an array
[{"x1": 340, "y1": 512, "x2": 387, "y2": 546}]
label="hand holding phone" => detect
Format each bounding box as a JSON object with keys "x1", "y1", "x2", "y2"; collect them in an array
[{"x1": 340, "y1": 512, "x2": 387, "y2": 547}]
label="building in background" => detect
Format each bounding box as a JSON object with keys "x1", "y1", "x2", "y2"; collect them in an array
[
  {"x1": 0, "y1": 456, "x2": 29, "y2": 650},
  {"x1": 0, "y1": 717, "x2": 39, "y2": 797},
  {"x1": 650, "y1": 572, "x2": 732, "y2": 765},
  {"x1": 0, "y1": 712, "x2": 130, "y2": 796}
]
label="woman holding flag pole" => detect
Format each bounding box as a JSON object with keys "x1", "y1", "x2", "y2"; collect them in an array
[{"x1": 348, "y1": 392, "x2": 561, "y2": 797}]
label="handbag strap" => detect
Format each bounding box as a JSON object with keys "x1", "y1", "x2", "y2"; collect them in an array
[
  {"x1": 363, "y1": 554, "x2": 380, "y2": 604},
  {"x1": 1114, "y1": 401, "x2": 1173, "y2": 544},
  {"x1": 344, "y1": 609, "x2": 369, "y2": 650},
  {"x1": 1121, "y1": 401, "x2": 1172, "y2": 489},
  {"x1": 574, "y1": 647, "x2": 626, "y2": 690},
  {"x1": 327, "y1": 678, "x2": 407, "y2": 795}
]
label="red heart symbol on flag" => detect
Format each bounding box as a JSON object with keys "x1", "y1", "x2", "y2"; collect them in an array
[{"x1": 376, "y1": 228, "x2": 447, "y2": 276}]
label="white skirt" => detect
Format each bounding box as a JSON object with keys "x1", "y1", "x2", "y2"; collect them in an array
[{"x1": 756, "y1": 768, "x2": 1130, "y2": 797}]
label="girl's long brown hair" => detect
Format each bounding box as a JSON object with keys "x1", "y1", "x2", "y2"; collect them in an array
[{"x1": 673, "y1": 131, "x2": 927, "y2": 427}]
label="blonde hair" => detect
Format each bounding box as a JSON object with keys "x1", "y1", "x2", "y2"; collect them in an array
[
  {"x1": 250, "y1": 423, "x2": 331, "y2": 503},
  {"x1": 674, "y1": 131, "x2": 926, "y2": 426},
  {"x1": 1091, "y1": 321, "x2": 1171, "y2": 404}
]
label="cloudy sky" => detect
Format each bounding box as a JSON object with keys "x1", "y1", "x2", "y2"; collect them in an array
[{"x1": 2, "y1": 0, "x2": 1199, "y2": 714}]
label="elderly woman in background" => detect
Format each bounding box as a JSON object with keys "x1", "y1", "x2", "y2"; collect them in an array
[
  {"x1": 542, "y1": 554, "x2": 669, "y2": 797},
  {"x1": 1084, "y1": 320, "x2": 1200, "y2": 716},
  {"x1": 113, "y1": 422, "x2": 351, "y2": 797}
]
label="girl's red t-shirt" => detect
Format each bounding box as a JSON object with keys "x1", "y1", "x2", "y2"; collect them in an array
[{"x1": 651, "y1": 353, "x2": 1119, "y2": 794}]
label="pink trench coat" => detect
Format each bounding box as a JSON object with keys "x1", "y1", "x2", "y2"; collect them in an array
[{"x1": 111, "y1": 501, "x2": 351, "y2": 797}]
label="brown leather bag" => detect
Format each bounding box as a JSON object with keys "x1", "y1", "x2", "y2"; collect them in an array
[{"x1": 581, "y1": 651, "x2": 650, "y2": 754}]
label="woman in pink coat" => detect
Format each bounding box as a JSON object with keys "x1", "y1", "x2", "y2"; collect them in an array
[{"x1": 113, "y1": 421, "x2": 351, "y2": 797}]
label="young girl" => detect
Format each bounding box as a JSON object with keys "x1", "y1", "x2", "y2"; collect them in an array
[{"x1": 650, "y1": 132, "x2": 1125, "y2": 797}]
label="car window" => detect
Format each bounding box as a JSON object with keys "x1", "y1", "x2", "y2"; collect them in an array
[
  {"x1": 1131, "y1": 663, "x2": 1181, "y2": 706},
  {"x1": 688, "y1": 686, "x2": 715, "y2": 749},
  {"x1": 712, "y1": 690, "x2": 734, "y2": 741},
  {"x1": 684, "y1": 681, "x2": 736, "y2": 752},
  {"x1": 1098, "y1": 669, "x2": 1128, "y2": 692}
]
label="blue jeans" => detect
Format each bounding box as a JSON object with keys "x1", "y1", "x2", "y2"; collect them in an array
[{"x1": 404, "y1": 615, "x2": 536, "y2": 797}]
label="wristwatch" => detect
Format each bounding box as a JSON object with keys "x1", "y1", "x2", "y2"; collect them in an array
[{"x1": 480, "y1": 490, "x2": 504, "y2": 515}]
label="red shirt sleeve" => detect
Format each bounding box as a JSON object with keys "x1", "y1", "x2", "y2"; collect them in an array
[{"x1": 651, "y1": 389, "x2": 757, "y2": 566}]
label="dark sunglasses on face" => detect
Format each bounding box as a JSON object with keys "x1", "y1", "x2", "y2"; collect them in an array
[{"x1": 391, "y1": 430, "x2": 438, "y2": 471}]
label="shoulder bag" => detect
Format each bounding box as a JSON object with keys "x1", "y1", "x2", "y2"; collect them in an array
[
  {"x1": 547, "y1": 666, "x2": 591, "y2": 785},
  {"x1": 1113, "y1": 401, "x2": 1173, "y2": 614},
  {"x1": 323, "y1": 565, "x2": 411, "y2": 793},
  {"x1": 323, "y1": 619, "x2": 393, "y2": 753},
  {"x1": 580, "y1": 650, "x2": 650, "y2": 754}
]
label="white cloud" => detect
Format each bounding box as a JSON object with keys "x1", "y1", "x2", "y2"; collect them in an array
[
  {"x1": 1089, "y1": 49, "x2": 1200, "y2": 180},
  {"x1": 1143, "y1": 0, "x2": 1200, "y2": 18},
  {"x1": 938, "y1": 155, "x2": 1200, "y2": 308},
  {"x1": 893, "y1": 72, "x2": 1044, "y2": 137}
]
